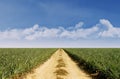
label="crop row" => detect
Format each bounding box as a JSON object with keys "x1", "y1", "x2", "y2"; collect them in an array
[
  {"x1": 64, "y1": 48, "x2": 120, "y2": 79},
  {"x1": 0, "y1": 48, "x2": 56, "y2": 79}
]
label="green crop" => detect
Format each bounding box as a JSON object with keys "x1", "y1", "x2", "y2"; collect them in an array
[
  {"x1": 65, "y1": 48, "x2": 120, "y2": 79},
  {"x1": 0, "y1": 48, "x2": 56, "y2": 79}
]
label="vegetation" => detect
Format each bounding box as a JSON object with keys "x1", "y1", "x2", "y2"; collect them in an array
[
  {"x1": 64, "y1": 48, "x2": 120, "y2": 79},
  {"x1": 0, "y1": 48, "x2": 56, "y2": 79},
  {"x1": 1, "y1": 48, "x2": 120, "y2": 79}
]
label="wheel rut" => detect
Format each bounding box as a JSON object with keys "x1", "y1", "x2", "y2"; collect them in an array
[{"x1": 25, "y1": 49, "x2": 92, "y2": 79}]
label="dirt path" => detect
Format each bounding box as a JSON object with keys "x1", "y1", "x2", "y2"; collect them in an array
[{"x1": 25, "y1": 49, "x2": 92, "y2": 79}]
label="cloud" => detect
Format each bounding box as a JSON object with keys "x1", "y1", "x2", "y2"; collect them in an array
[
  {"x1": 24, "y1": 27, "x2": 61, "y2": 40},
  {"x1": 98, "y1": 19, "x2": 120, "y2": 38},
  {"x1": 0, "y1": 29, "x2": 21, "y2": 40},
  {"x1": 0, "y1": 19, "x2": 120, "y2": 41},
  {"x1": 60, "y1": 26, "x2": 98, "y2": 39},
  {"x1": 75, "y1": 22, "x2": 84, "y2": 29},
  {"x1": 23, "y1": 24, "x2": 39, "y2": 35}
]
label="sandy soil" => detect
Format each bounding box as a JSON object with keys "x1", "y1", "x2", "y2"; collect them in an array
[{"x1": 24, "y1": 49, "x2": 92, "y2": 79}]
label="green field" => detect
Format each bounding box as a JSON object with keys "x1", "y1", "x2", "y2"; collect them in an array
[
  {"x1": 0, "y1": 48, "x2": 56, "y2": 79},
  {"x1": 0, "y1": 48, "x2": 120, "y2": 79},
  {"x1": 64, "y1": 48, "x2": 120, "y2": 79}
]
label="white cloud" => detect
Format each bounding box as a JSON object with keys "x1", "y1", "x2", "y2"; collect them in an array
[
  {"x1": 23, "y1": 24, "x2": 39, "y2": 35},
  {"x1": 100, "y1": 19, "x2": 113, "y2": 28},
  {"x1": 98, "y1": 19, "x2": 120, "y2": 38},
  {"x1": 24, "y1": 27, "x2": 61, "y2": 40},
  {"x1": 0, "y1": 29, "x2": 21, "y2": 40},
  {"x1": 75, "y1": 22, "x2": 84, "y2": 29},
  {"x1": 60, "y1": 26, "x2": 98, "y2": 39},
  {"x1": 0, "y1": 19, "x2": 120, "y2": 41}
]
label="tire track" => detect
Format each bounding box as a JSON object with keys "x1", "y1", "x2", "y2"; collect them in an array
[
  {"x1": 54, "y1": 49, "x2": 68, "y2": 79},
  {"x1": 25, "y1": 49, "x2": 92, "y2": 79}
]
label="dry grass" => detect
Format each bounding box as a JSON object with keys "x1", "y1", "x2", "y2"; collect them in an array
[
  {"x1": 54, "y1": 69, "x2": 68, "y2": 76},
  {"x1": 56, "y1": 62, "x2": 66, "y2": 68},
  {"x1": 56, "y1": 76, "x2": 63, "y2": 79},
  {"x1": 57, "y1": 59, "x2": 63, "y2": 63},
  {"x1": 56, "y1": 58, "x2": 66, "y2": 68}
]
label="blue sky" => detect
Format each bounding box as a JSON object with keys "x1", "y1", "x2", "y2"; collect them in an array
[{"x1": 0, "y1": 0, "x2": 120, "y2": 47}]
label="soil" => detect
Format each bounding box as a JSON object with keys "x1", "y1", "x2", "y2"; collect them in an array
[{"x1": 24, "y1": 49, "x2": 92, "y2": 79}]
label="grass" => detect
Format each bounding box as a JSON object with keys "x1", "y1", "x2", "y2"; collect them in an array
[
  {"x1": 56, "y1": 77, "x2": 63, "y2": 79},
  {"x1": 0, "y1": 48, "x2": 56, "y2": 79},
  {"x1": 56, "y1": 59, "x2": 66, "y2": 68},
  {"x1": 64, "y1": 48, "x2": 120, "y2": 79},
  {"x1": 1, "y1": 48, "x2": 120, "y2": 79},
  {"x1": 54, "y1": 69, "x2": 68, "y2": 76}
]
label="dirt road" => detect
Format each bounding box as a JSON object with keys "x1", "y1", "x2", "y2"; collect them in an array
[{"x1": 25, "y1": 49, "x2": 92, "y2": 79}]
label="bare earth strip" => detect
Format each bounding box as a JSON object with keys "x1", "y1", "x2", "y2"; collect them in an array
[{"x1": 25, "y1": 49, "x2": 92, "y2": 79}]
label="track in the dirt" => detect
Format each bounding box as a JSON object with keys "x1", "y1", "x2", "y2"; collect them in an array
[{"x1": 25, "y1": 49, "x2": 92, "y2": 79}]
